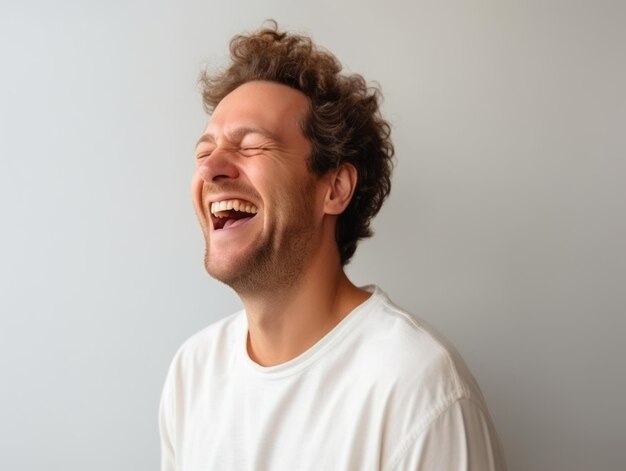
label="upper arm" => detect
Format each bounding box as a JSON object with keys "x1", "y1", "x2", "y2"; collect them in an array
[
  {"x1": 159, "y1": 364, "x2": 177, "y2": 471},
  {"x1": 388, "y1": 397, "x2": 507, "y2": 471}
]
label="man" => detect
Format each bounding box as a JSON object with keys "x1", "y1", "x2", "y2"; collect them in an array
[{"x1": 160, "y1": 23, "x2": 506, "y2": 470}]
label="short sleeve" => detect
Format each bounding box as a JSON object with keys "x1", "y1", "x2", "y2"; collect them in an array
[
  {"x1": 389, "y1": 397, "x2": 507, "y2": 471},
  {"x1": 158, "y1": 363, "x2": 177, "y2": 471}
]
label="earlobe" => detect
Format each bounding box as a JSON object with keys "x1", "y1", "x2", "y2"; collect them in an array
[{"x1": 324, "y1": 163, "x2": 358, "y2": 215}]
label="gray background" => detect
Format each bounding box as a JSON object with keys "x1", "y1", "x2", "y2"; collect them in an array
[{"x1": 1, "y1": 1, "x2": 624, "y2": 470}]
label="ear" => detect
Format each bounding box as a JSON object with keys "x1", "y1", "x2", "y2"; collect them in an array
[{"x1": 324, "y1": 163, "x2": 358, "y2": 215}]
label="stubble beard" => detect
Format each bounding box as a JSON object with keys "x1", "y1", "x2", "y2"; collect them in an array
[{"x1": 203, "y1": 179, "x2": 318, "y2": 297}]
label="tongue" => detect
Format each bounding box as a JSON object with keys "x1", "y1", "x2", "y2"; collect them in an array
[{"x1": 223, "y1": 216, "x2": 252, "y2": 229}]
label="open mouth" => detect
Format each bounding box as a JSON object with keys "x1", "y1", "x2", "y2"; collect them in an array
[{"x1": 210, "y1": 198, "x2": 258, "y2": 230}]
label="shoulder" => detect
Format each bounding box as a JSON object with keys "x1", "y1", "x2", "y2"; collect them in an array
[
  {"x1": 356, "y1": 289, "x2": 505, "y2": 468},
  {"x1": 356, "y1": 287, "x2": 487, "y2": 409},
  {"x1": 165, "y1": 310, "x2": 245, "y2": 383}
]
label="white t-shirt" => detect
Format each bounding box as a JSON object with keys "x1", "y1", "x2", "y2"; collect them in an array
[{"x1": 159, "y1": 287, "x2": 507, "y2": 470}]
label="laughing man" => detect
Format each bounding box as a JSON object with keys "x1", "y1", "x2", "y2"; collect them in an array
[{"x1": 159, "y1": 23, "x2": 506, "y2": 471}]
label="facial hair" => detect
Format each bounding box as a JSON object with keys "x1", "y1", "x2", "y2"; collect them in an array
[{"x1": 203, "y1": 177, "x2": 318, "y2": 297}]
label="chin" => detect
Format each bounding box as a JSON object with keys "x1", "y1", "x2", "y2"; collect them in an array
[
  {"x1": 207, "y1": 268, "x2": 268, "y2": 296},
  {"x1": 205, "y1": 252, "x2": 304, "y2": 296},
  {"x1": 204, "y1": 250, "x2": 258, "y2": 291}
]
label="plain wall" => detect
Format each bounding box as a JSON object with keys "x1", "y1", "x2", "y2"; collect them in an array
[{"x1": 1, "y1": 1, "x2": 624, "y2": 470}]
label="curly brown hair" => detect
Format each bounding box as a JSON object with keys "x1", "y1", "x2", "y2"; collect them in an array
[{"x1": 199, "y1": 21, "x2": 394, "y2": 265}]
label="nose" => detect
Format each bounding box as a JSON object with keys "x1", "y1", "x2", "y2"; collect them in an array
[{"x1": 196, "y1": 147, "x2": 240, "y2": 183}]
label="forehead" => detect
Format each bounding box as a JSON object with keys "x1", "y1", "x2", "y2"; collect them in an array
[{"x1": 206, "y1": 81, "x2": 310, "y2": 141}]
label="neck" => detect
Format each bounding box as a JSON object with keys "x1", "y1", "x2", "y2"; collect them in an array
[{"x1": 239, "y1": 253, "x2": 370, "y2": 367}]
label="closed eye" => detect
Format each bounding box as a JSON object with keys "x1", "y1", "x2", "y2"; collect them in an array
[
  {"x1": 239, "y1": 147, "x2": 263, "y2": 157},
  {"x1": 195, "y1": 144, "x2": 216, "y2": 160},
  {"x1": 196, "y1": 151, "x2": 212, "y2": 160}
]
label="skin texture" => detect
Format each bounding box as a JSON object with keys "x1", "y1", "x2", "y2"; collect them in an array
[
  {"x1": 193, "y1": 81, "x2": 370, "y2": 366},
  {"x1": 193, "y1": 81, "x2": 320, "y2": 294}
]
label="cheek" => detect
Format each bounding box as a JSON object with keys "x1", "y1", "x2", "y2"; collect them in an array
[
  {"x1": 195, "y1": 162, "x2": 213, "y2": 183},
  {"x1": 191, "y1": 165, "x2": 207, "y2": 188},
  {"x1": 191, "y1": 173, "x2": 205, "y2": 213}
]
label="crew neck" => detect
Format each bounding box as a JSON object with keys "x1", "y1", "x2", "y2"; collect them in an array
[{"x1": 239, "y1": 285, "x2": 384, "y2": 378}]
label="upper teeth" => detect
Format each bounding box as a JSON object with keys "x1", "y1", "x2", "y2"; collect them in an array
[{"x1": 210, "y1": 199, "x2": 258, "y2": 216}]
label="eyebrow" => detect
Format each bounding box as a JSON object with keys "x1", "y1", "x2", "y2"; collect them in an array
[{"x1": 195, "y1": 126, "x2": 281, "y2": 149}]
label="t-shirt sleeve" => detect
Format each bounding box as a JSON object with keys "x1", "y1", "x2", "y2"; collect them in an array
[
  {"x1": 158, "y1": 363, "x2": 177, "y2": 471},
  {"x1": 389, "y1": 397, "x2": 507, "y2": 471}
]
